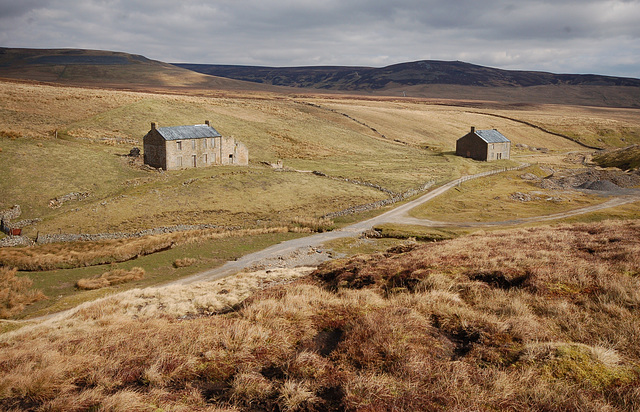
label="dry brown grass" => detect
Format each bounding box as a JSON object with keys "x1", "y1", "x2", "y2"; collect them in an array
[
  {"x1": 173, "y1": 257, "x2": 197, "y2": 268},
  {"x1": 0, "y1": 220, "x2": 639, "y2": 410},
  {"x1": 0, "y1": 226, "x2": 308, "y2": 271},
  {"x1": 289, "y1": 216, "x2": 336, "y2": 232},
  {"x1": 76, "y1": 267, "x2": 145, "y2": 290},
  {"x1": 0, "y1": 267, "x2": 46, "y2": 318}
]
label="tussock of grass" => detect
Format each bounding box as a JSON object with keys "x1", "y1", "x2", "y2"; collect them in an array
[
  {"x1": 0, "y1": 267, "x2": 47, "y2": 318},
  {"x1": 173, "y1": 257, "x2": 197, "y2": 268},
  {"x1": 76, "y1": 267, "x2": 145, "y2": 290},
  {"x1": 289, "y1": 216, "x2": 336, "y2": 232},
  {"x1": 1, "y1": 220, "x2": 639, "y2": 410},
  {"x1": 0, "y1": 236, "x2": 174, "y2": 271}
]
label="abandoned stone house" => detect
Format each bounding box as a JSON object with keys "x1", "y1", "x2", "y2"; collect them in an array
[
  {"x1": 455, "y1": 127, "x2": 511, "y2": 161},
  {"x1": 143, "y1": 121, "x2": 248, "y2": 170}
]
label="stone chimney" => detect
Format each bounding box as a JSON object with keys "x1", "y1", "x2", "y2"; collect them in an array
[
  {"x1": 471, "y1": 126, "x2": 475, "y2": 133},
  {"x1": 151, "y1": 122, "x2": 156, "y2": 130},
  {"x1": 205, "y1": 120, "x2": 210, "y2": 126}
]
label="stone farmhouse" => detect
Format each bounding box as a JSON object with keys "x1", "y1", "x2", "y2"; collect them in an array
[
  {"x1": 455, "y1": 127, "x2": 511, "y2": 161},
  {"x1": 143, "y1": 121, "x2": 248, "y2": 170}
]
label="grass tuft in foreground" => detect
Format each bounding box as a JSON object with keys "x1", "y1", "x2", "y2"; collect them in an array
[
  {"x1": 76, "y1": 267, "x2": 145, "y2": 290},
  {"x1": 0, "y1": 267, "x2": 46, "y2": 319},
  {"x1": 0, "y1": 220, "x2": 639, "y2": 410}
]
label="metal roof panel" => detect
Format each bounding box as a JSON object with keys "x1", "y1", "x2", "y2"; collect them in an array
[
  {"x1": 475, "y1": 129, "x2": 510, "y2": 143},
  {"x1": 157, "y1": 124, "x2": 221, "y2": 141}
]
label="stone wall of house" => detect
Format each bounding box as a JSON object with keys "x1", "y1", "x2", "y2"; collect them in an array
[
  {"x1": 161, "y1": 136, "x2": 249, "y2": 170},
  {"x1": 219, "y1": 136, "x2": 249, "y2": 166},
  {"x1": 456, "y1": 132, "x2": 487, "y2": 161},
  {"x1": 233, "y1": 140, "x2": 249, "y2": 166},
  {"x1": 487, "y1": 141, "x2": 511, "y2": 160},
  {"x1": 143, "y1": 128, "x2": 167, "y2": 169}
]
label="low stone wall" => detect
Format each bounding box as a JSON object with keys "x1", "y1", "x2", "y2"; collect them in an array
[
  {"x1": 48, "y1": 192, "x2": 90, "y2": 208},
  {"x1": 323, "y1": 181, "x2": 435, "y2": 219},
  {"x1": 0, "y1": 236, "x2": 33, "y2": 247},
  {"x1": 33, "y1": 224, "x2": 224, "y2": 245},
  {"x1": 0, "y1": 205, "x2": 21, "y2": 221},
  {"x1": 312, "y1": 171, "x2": 396, "y2": 195}
]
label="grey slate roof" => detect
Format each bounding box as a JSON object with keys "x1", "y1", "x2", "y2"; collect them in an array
[
  {"x1": 156, "y1": 124, "x2": 221, "y2": 141},
  {"x1": 475, "y1": 129, "x2": 510, "y2": 143}
]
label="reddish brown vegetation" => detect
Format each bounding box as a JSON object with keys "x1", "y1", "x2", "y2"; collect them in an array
[
  {"x1": 76, "y1": 267, "x2": 145, "y2": 290},
  {"x1": 0, "y1": 267, "x2": 46, "y2": 318},
  {"x1": 0, "y1": 220, "x2": 639, "y2": 410}
]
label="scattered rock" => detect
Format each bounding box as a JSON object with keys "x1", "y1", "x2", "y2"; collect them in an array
[
  {"x1": 128, "y1": 147, "x2": 140, "y2": 157},
  {"x1": 510, "y1": 192, "x2": 540, "y2": 202},
  {"x1": 564, "y1": 152, "x2": 587, "y2": 164},
  {"x1": 49, "y1": 192, "x2": 90, "y2": 208},
  {"x1": 539, "y1": 168, "x2": 640, "y2": 190},
  {"x1": 520, "y1": 173, "x2": 539, "y2": 181}
]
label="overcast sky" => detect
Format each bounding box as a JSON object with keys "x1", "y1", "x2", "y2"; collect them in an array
[{"x1": 1, "y1": 0, "x2": 639, "y2": 78}]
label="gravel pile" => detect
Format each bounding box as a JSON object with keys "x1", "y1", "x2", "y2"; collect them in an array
[
  {"x1": 541, "y1": 168, "x2": 640, "y2": 190},
  {"x1": 577, "y1": 180, "x2": 622, "y2": 191}
]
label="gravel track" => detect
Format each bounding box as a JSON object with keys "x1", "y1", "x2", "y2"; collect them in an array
[{"x1": 174, "y1": 165, "x2": 639, "y2": 285}]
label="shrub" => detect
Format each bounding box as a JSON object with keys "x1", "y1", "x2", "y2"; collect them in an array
[
  {"x1": 290, "y1": 216, "x2": 336, "y2": 232},
  {"x1": 173, "y1": 257, "x2": 197, "y2": 268},
  {"x1": 0, "y1": 266, "x2": 47, "y2": 318},
  {"x1": 76, "y1": 267, "x2": 145, "y2": 290}
]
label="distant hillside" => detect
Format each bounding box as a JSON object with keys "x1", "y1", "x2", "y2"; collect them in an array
[
  {"x1": 0, "y1": 48, "x2": 282, "y2": 92},
  {"x1": 176, "y1": 60, "x2": 640, "y2": 89},
  {"x1": 176, "y1": 60, "x2": 640, "y2": 107}
]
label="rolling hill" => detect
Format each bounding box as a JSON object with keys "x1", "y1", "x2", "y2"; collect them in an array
[
  {"x1": 176, "y1": 60, "x2": 640, "y2": 89},
  {"x1": 0, "y1": 48, "x2": 283, "y2": 92},
  {"x1": 2, "y1": 48, "x2": 639, "y2": 106},
  {"x1": 176, "y1": 60, "x2": 640, "y2": 107}
]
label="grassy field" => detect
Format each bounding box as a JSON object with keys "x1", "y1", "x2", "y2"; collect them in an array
[
  {"x1": 1, "y1": 74, "x2": 640, "y2": 410},
  {"x1": 5, "y1": 80, "x2": 639, "y2": 237},
  {"x1": 2, "y1": 78, "x2": 639, "y2": 319},
  {"x1": 408, "y1": 165, "x2": 612, "y2": 223}
]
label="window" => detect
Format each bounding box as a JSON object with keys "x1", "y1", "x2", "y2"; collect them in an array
[
  {"x1": 177, "y1": 156, "x2": 182, "y2": 167},
  {"x1": 191, "y1": 140, "x2": 196, "y2": 150},
  {"x1": 211, "y1": 138, "x2": 216, "y2": 147},
  {"x1": 204, "y1": 154, "x2": 208, "y2": 164},
  {"x1": 176, "y1": 141, "x2": 182, "y2": 150},
  {"x1": 192, "y1": 155, "x2": 197, "y2": 167},
  {"x1": 203, "y1": 139, "x2": 207, "y2": 149}
]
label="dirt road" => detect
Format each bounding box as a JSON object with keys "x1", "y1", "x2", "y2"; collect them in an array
[{"x1": 175, "y1": 166, "x2": 639, "y2": 285}]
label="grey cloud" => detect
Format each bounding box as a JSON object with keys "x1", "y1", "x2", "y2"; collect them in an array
[
  {"x1": 0, "y1": 0, "x2": 49, "y2": 19},
  {"x1": 0, "y1": 0, "x2": 638, "y2": 77}
]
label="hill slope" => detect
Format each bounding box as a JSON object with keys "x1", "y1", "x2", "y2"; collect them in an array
[
  {"x1": 0, "y1": 48, "x2": 282, "y2": 92},
  {"x1": 176, "y1": 60, "x2": 640, "y2": 107},
  {"x1": 177, "y1": 60, "x2": 640, "y2": 89},
  {"x1": 1, "y1": 220, "x2": 639, "y2": 410}
]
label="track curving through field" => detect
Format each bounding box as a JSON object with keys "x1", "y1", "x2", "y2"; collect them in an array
[{"x1": 172, "y1": 167, "x2": 640, "y2": 285}]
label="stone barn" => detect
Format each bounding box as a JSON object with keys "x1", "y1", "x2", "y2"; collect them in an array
[
  {"x1": 455, "y1": 127, "x2": 510, "y2": 161},
  {"x1": 143, "y1": 121, "x2": 248, "y2": 170}
]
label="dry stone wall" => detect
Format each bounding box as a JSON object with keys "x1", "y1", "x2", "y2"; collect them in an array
[
  {"x1": 34, "y1": 224, "x2": 224, "y2": 245},
  {"x1": 323, "y1": 181, "x2": 435, "y2": 219}
]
